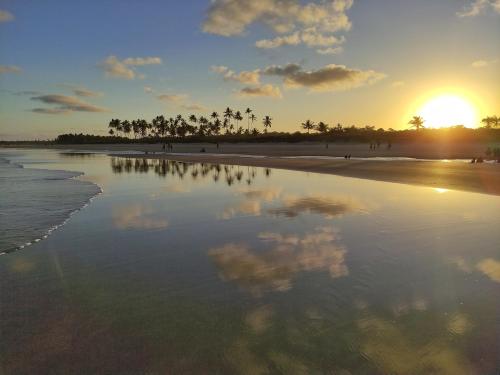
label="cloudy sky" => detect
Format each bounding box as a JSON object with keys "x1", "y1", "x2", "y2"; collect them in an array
[{"x1": 0, "y1": 0, "x2": 499, "y2": 139}]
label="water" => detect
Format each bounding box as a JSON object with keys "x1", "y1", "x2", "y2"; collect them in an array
[
  {"x1": 0, "y1": 151, "x2": 101, "y2": 254},
  {"x1": 0, "y1": 149, "x2": 499, "y2": 374}
]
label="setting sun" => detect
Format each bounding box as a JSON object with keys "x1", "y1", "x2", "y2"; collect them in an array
[{"x1": 418, "y1": 95, "x2": 478, "y2": 128}]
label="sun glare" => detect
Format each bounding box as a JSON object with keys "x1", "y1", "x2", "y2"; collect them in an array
[{"x1": 418, "y1": 95, "x2": 478, "y2": 128}]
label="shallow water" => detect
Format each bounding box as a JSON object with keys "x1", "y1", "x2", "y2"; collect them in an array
[
  {"x1": 0, "y1": 149, "x2": 499, "y2": 375},
  {"x1": 0, "y1": 151, "x2": 101, "y2": 254}
]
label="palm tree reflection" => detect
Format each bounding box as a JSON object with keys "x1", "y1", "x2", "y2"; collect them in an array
[{"x1": 110, "y1": 158, "x2": 264, "y2": 187}]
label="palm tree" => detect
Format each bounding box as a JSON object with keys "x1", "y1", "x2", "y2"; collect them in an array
[
  {"x1": 250, "y1": 113, "x2": 257, "y2": 133},
  {"x1": 263, "y1": 116, "x2": 272, "y2": 133},
  {"x1": 408, "y1": 116, "x2": 425, "y2": 131},
  {"x1": 189, "y1": 114, "x2": 197, "y2": 126},
  {"x1": 245, "y1": 107, "x2": 252, "y2": 132},
  {"x1": 139, "y1": 119, "x2": 148, "y2": 138},
  {"x1": 108, "y1": 118, "x2": 121, "y2": 136},
  {"x1": 302, "y1": 119, "x2": 315, "y2": 134},
  {"x1": 234, "y1": 111, "x2": 243, "y2": 130},
  {"x1": 211, "y1": 111, "x2": 219, "y2": 121},
  {"x1": 316, "y1": 121, "x2": 329, "y2": 134},
  {"x1": 223, "y1": 107, "x2": 233, "y2": 129},
  {"x1": 121, "y1": 120, "x2": 132, "y2": 138}
]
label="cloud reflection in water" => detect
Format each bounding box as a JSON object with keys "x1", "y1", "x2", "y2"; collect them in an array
[{"x1": 209, "y1": 227, "x2": 348, "y2": 296}]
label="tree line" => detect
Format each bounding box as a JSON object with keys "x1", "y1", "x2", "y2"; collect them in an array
[{"x1": 107, "y1": 107, "x2": 272, "y2": 138}]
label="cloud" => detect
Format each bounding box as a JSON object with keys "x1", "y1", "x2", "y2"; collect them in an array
[
  {"x1": 457, "y1": 0, "x2": 500, "y2": 17},
  {"x1": 122, "y1": 57, "x2": 162, "y2": 66},
  {"x1": 99, "y1": 55, "x2": 162, "y2": 79},
  {"x1": 0, "y1": 65, "x2": 21, "y2": 74},
  {"x1": 100, "y1": 56, "x2": 135, "y2": 79},
  {"x1": 31, "y1": 108, "x2": 71, "y2": 115},
  {"x1": 57, "y1": 83, "x2": 102, "y2": 97},
  {"x1": 255, "y1": 32, "x2": 301, "y2": 48},
  {"x1": 30, "y1": 94, "x2": 108, "y2": 114},
  {"x1": 203, "y1": 0, "x2": 352, "y2": 36},
  {"x1": 317, "y1": 46, "x2": 343, "y2": 55},
  {"x1": 182, "y1": 103, "x2": 208, "y2": 111},
  {"x1": 256, "y1": 27, "x2": 345, "y2": 50},
  {"x1": 0, "y1": 9, "x2": 14, "y2": 23},
  {"x1": 156, "y1": 93, "x2": 207, "y2": 112},
  {"x1": 203, "y1": 0, "x2": 352, "y2": 53},
  {"x1": 392, "y1": 81, "x2": 405, "y2": 88},
  {"x1": 238, "y1": 84, "x2": 282, "y2": 98},
  {"x1": 157, "y1": 93, "x2": 189, "y2": 103},
  {"x1": 211, "y1": 65, "x2": 261, "y2": 84},
  {"x1": 264, "y1": 63, "x2": 386, "y2": 92},
  {"x1": 73, "y1": 88, "x2": 102, "y2": 97},
  {"x1": 144, "y1": 86, "x2": 154, "y2": 94},
  {"x1": 471, "y1": 59, "x2": 498, "y2": 68}
]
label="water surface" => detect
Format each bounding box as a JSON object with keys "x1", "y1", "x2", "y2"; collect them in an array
[{"x1": 0, "y1": 149, "x2": 499, "y2": 375}]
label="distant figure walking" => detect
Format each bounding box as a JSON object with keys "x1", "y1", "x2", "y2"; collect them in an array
[
  {"x1": 344, "y1": 155, "x2": 348, "y2": 159},
  {"x1": 470, "y1": 158, "x2": 476, "y2": 163},
  {"x1": 348, "y1": 154, "x2": 351, "y2": 159},
  {"x1": 387, "y1": 142, "x2": 392, "y2": 150}
]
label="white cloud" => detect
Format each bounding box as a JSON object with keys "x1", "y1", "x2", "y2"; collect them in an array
[
  {"x1": 211, "y1": 65, "x2": 261, "y2": 84},
  {"x1": 256, "y1": 27, "x2": 345, "y2": 54},
  {"x1": 204, "y1": 0, "x2": 352, "y2": 53},
  {"x1": 99, "y1": 55, "x2": 162, "y2": 79},
  {"x1": 255, "y1": 32, "x2": 301, "y2": 48},
  {"x1": 100, "y1": 56, "x2": 135, "y2": 79},
  {"x1": 238, "y1": 84, "x2": 282, "y2": 98},
  {"x1": 264, "y1": 63, "x2": 386, "y2": 92},
  {"x1": 144, "y1": 86, "x2": 154, "y2": 93},
  {"x1": 122, "y1": 57, "x2": 162, "y2": 66},
  {"x1": 0, "y1": 65, "x2": 21, "y2": 74},
  {"x1": 316, "y1": 46, "x2": 343, "y2": 55},
  {"x1": 471, "y1": 59, "x2": 498, "y2": 68},
  {"x1": 0, "y1": 9, "x2": 14, "y2": 23},
  {"x1": 457, "y1": 0, "x2": 500, "y2": 17}
]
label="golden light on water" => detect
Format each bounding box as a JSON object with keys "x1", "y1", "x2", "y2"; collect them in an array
[{"x1": 418, "y1": 95, "x2": 478, "y2": 128}]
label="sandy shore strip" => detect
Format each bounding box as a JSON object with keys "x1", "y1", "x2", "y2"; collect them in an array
[
  {"x1": 114, "y1": 153, "x2": 500, "y2": 196},
  {"x1": 3, "y1": 143, "x2": 499, "y2": 195},
  {"x1": 4, "y1": 141, "x2": 496, "y2": 159}
]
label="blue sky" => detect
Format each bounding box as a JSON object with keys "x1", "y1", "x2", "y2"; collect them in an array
[{"x1": 0, "y1": 0, "x2": 499, "y2": 139}]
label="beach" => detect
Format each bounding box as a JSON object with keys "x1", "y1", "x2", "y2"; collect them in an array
[
  {"x1": 5, "y1": 142, "x2": 500, "y2": 195},
  {"x1": 2, "y1": 148, "x2": 499, "y2": 374}
]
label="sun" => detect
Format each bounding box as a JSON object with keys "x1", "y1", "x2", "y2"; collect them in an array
[{"x1": 418, "y1": 95, "x2": 478, "y2": 128}]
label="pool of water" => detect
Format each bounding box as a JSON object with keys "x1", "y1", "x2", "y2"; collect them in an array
[{"x1": 1, "y1": 149, "x2": 499, "y2": 374}]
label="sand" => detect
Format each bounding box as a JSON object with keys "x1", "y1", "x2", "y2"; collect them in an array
[{"x1": 4, "y1": 142, "x2": 499, "y2": 195}]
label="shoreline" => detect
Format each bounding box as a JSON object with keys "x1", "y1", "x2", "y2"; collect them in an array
[
  {"x1": 2, "y1": 143, "x2": 499, "y2": 196},
  {"x1": 114, "y1": 153, "x2": 500, "y2": 196}
]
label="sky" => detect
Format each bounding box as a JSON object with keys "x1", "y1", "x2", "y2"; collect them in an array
[{"x1": 0, "y1": 0, "x2": 499, "y2": 140}]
